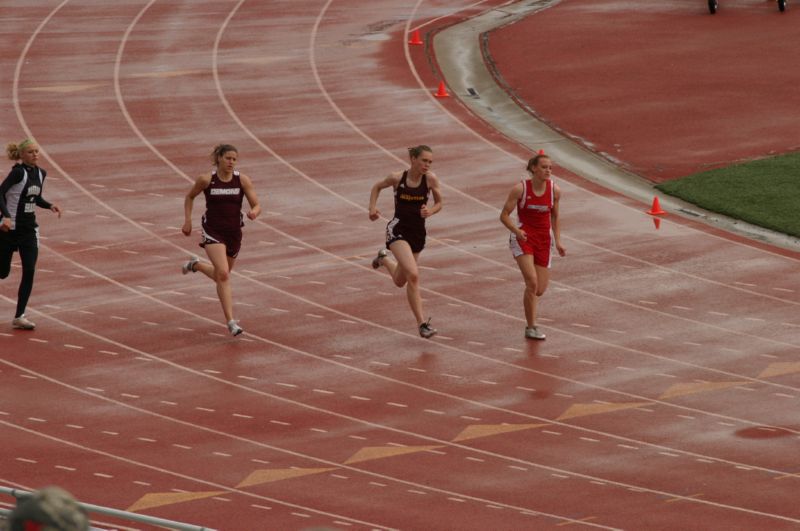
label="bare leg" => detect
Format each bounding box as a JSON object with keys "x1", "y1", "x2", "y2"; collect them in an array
[
  {"x1": 515, "y1": 254, "x2": 539, "y2": 327},
  {"x1": 202, "y1": 244, "x2": 236, "y2": 323},
  {"x1": 385, "y1": 241, "x2": 424, "y2": 326}
]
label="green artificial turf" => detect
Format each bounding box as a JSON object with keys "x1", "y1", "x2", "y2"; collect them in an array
[{"x1": 656, "y1": 152, "x2": 800, "y2": 238}]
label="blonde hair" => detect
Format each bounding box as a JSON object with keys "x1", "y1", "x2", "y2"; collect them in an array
[{"x1": 6, "y1": 139, "x2": 35, "y2": 161}]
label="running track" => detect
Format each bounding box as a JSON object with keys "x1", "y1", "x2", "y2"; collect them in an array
[{"x1": 1, "y1": 1, "x2": 800, "y2": 530}]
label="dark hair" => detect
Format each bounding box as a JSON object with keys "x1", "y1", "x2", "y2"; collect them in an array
[
  {"x1": 211, "y1": 144, "x2": 238, "y2": 165},
  {"x1": 408, "y1": 145, "x2": 432, "y2": 159},
  {"x1": 526, "y1": 153, "x2": 550, "y2": 172}
]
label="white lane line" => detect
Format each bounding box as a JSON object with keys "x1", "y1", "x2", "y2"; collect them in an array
[
  {"x1": 270, "y1": 420, "x2": 291, "y2": 426},
  {"x1": 16, "y1": 457, "x2": 37, "y2": 463},
  {"x1": 55, "y1": 465, "x2": 76, "y2": 471},
  {"x1": 172, "y1": 444, "x2": 192, "y2": 450},
  {"x1": 424, "y1": 409, "x2": 445, "y2": 415},
  {"x1": 387, "y1": 402, "x2": 408, "y2": 408},
  {"x1": 350, "y1": 395, "x2": 370, "y2": 401}
]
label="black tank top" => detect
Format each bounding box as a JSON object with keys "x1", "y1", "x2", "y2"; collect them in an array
[{"x1": 393, "y1": 171, "x2": 429, "y2": 227}]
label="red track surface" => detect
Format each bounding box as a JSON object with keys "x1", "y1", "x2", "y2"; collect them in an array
[
  {"x1": 487, "y1": 0, "x2": 800, "y2": 181},
  {"x1": 2, "y1": 1, "x2": 800, "y2": 530}
]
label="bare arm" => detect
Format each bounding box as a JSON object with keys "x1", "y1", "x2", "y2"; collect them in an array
[
  {"x1": 499, "y1": 183, "x2": 526, "y2": 240},
  {"x1": 420, "y1": 172, "x2": 443, "y2": 218},
  {"x1": 368, "y1": 172, "x2": 401, "y2": 221},
  {"x1": 240, "y1": 173, "x2": 262, "y2": 221},
  {"x1": 551, "y1": 183, "x2": 566, "y2": 256},
  {"x1": 182, "y1": 173, "x2": 211, "y2": 236}
]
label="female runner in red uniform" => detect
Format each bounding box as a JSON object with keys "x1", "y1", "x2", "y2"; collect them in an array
[
  {"x1": 181, "y1": 144, "x2": 261, "y2": 336},
  {"x1": 500, "y1": 153, "x2": 566, "y2": 340},
  {"x1": 369, "y1": 145, "x2": 443, "y2": 338}
]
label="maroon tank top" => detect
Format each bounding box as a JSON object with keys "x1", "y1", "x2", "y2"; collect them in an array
[{"x1": 202, "y1": 170, "x2": 244, "y2": 232}]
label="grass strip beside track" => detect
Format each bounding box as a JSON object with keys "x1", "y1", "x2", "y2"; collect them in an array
[{"x1": 656, "y1": 151, "x2": 800, "y2": 238}]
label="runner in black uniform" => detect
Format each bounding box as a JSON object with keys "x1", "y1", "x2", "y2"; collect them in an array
[
  {"x1": 369, "y1": 145, "x2": 443, "y2": 338},
  {"x1": 181, "y1": 144, "x2": 261, "y2": 336},
  {"x1": 0, "y1": 139, "x2": 62, "y2": 330}
]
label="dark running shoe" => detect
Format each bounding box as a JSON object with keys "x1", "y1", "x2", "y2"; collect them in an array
[
  {"x1": 372, "y1": 248, "x2": 388, "y2": 269},
  {"x1": 419, "y1": 318, "x2": 437, "y2": 339}
]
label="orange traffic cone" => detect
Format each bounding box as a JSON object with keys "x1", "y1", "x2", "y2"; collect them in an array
[
  {"x1": 538, "y1": 149, "x2": 545, "y2": 155},
  {"x1": 408, "y1": 30, "x2": 423, "y2": 45},
  {"x1": 434, "y1": 81, "x2": 449, "y2": 98},
  {"x1": 647, "y1": 196, "x2": 666, "y2": 215}
]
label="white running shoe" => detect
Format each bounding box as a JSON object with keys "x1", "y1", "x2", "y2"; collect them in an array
[
  {"x1": 227, "y1": 319, "x2": 243, "y2": 336},
  {"x1": 525, "y1": 326, "x2": 546, "y2": 340},
  {"x1": 12, "y1": 315, "x2": 36, "y2": 330},
  {"x1": 182, "y1": 256, "x2": 199, "y2": 275}
]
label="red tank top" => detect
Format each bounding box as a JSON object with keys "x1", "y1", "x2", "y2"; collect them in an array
[
  {"x1": 203, "y1": 170, "x2": 244, "y2": 232},
  {"x1": 517, "y1": 178, "x2": 553, "y2": 231}
]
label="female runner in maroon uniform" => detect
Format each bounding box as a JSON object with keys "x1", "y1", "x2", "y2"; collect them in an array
[
  {"x1": 369, "y1": 145, "x2": 443, "y2": 338},
  {"x1": 500, "y1": 153, "x2": 565, "y2": 340},
  {"x1": 181, "y1": 144, "x2": 261, "y2": 336}
]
